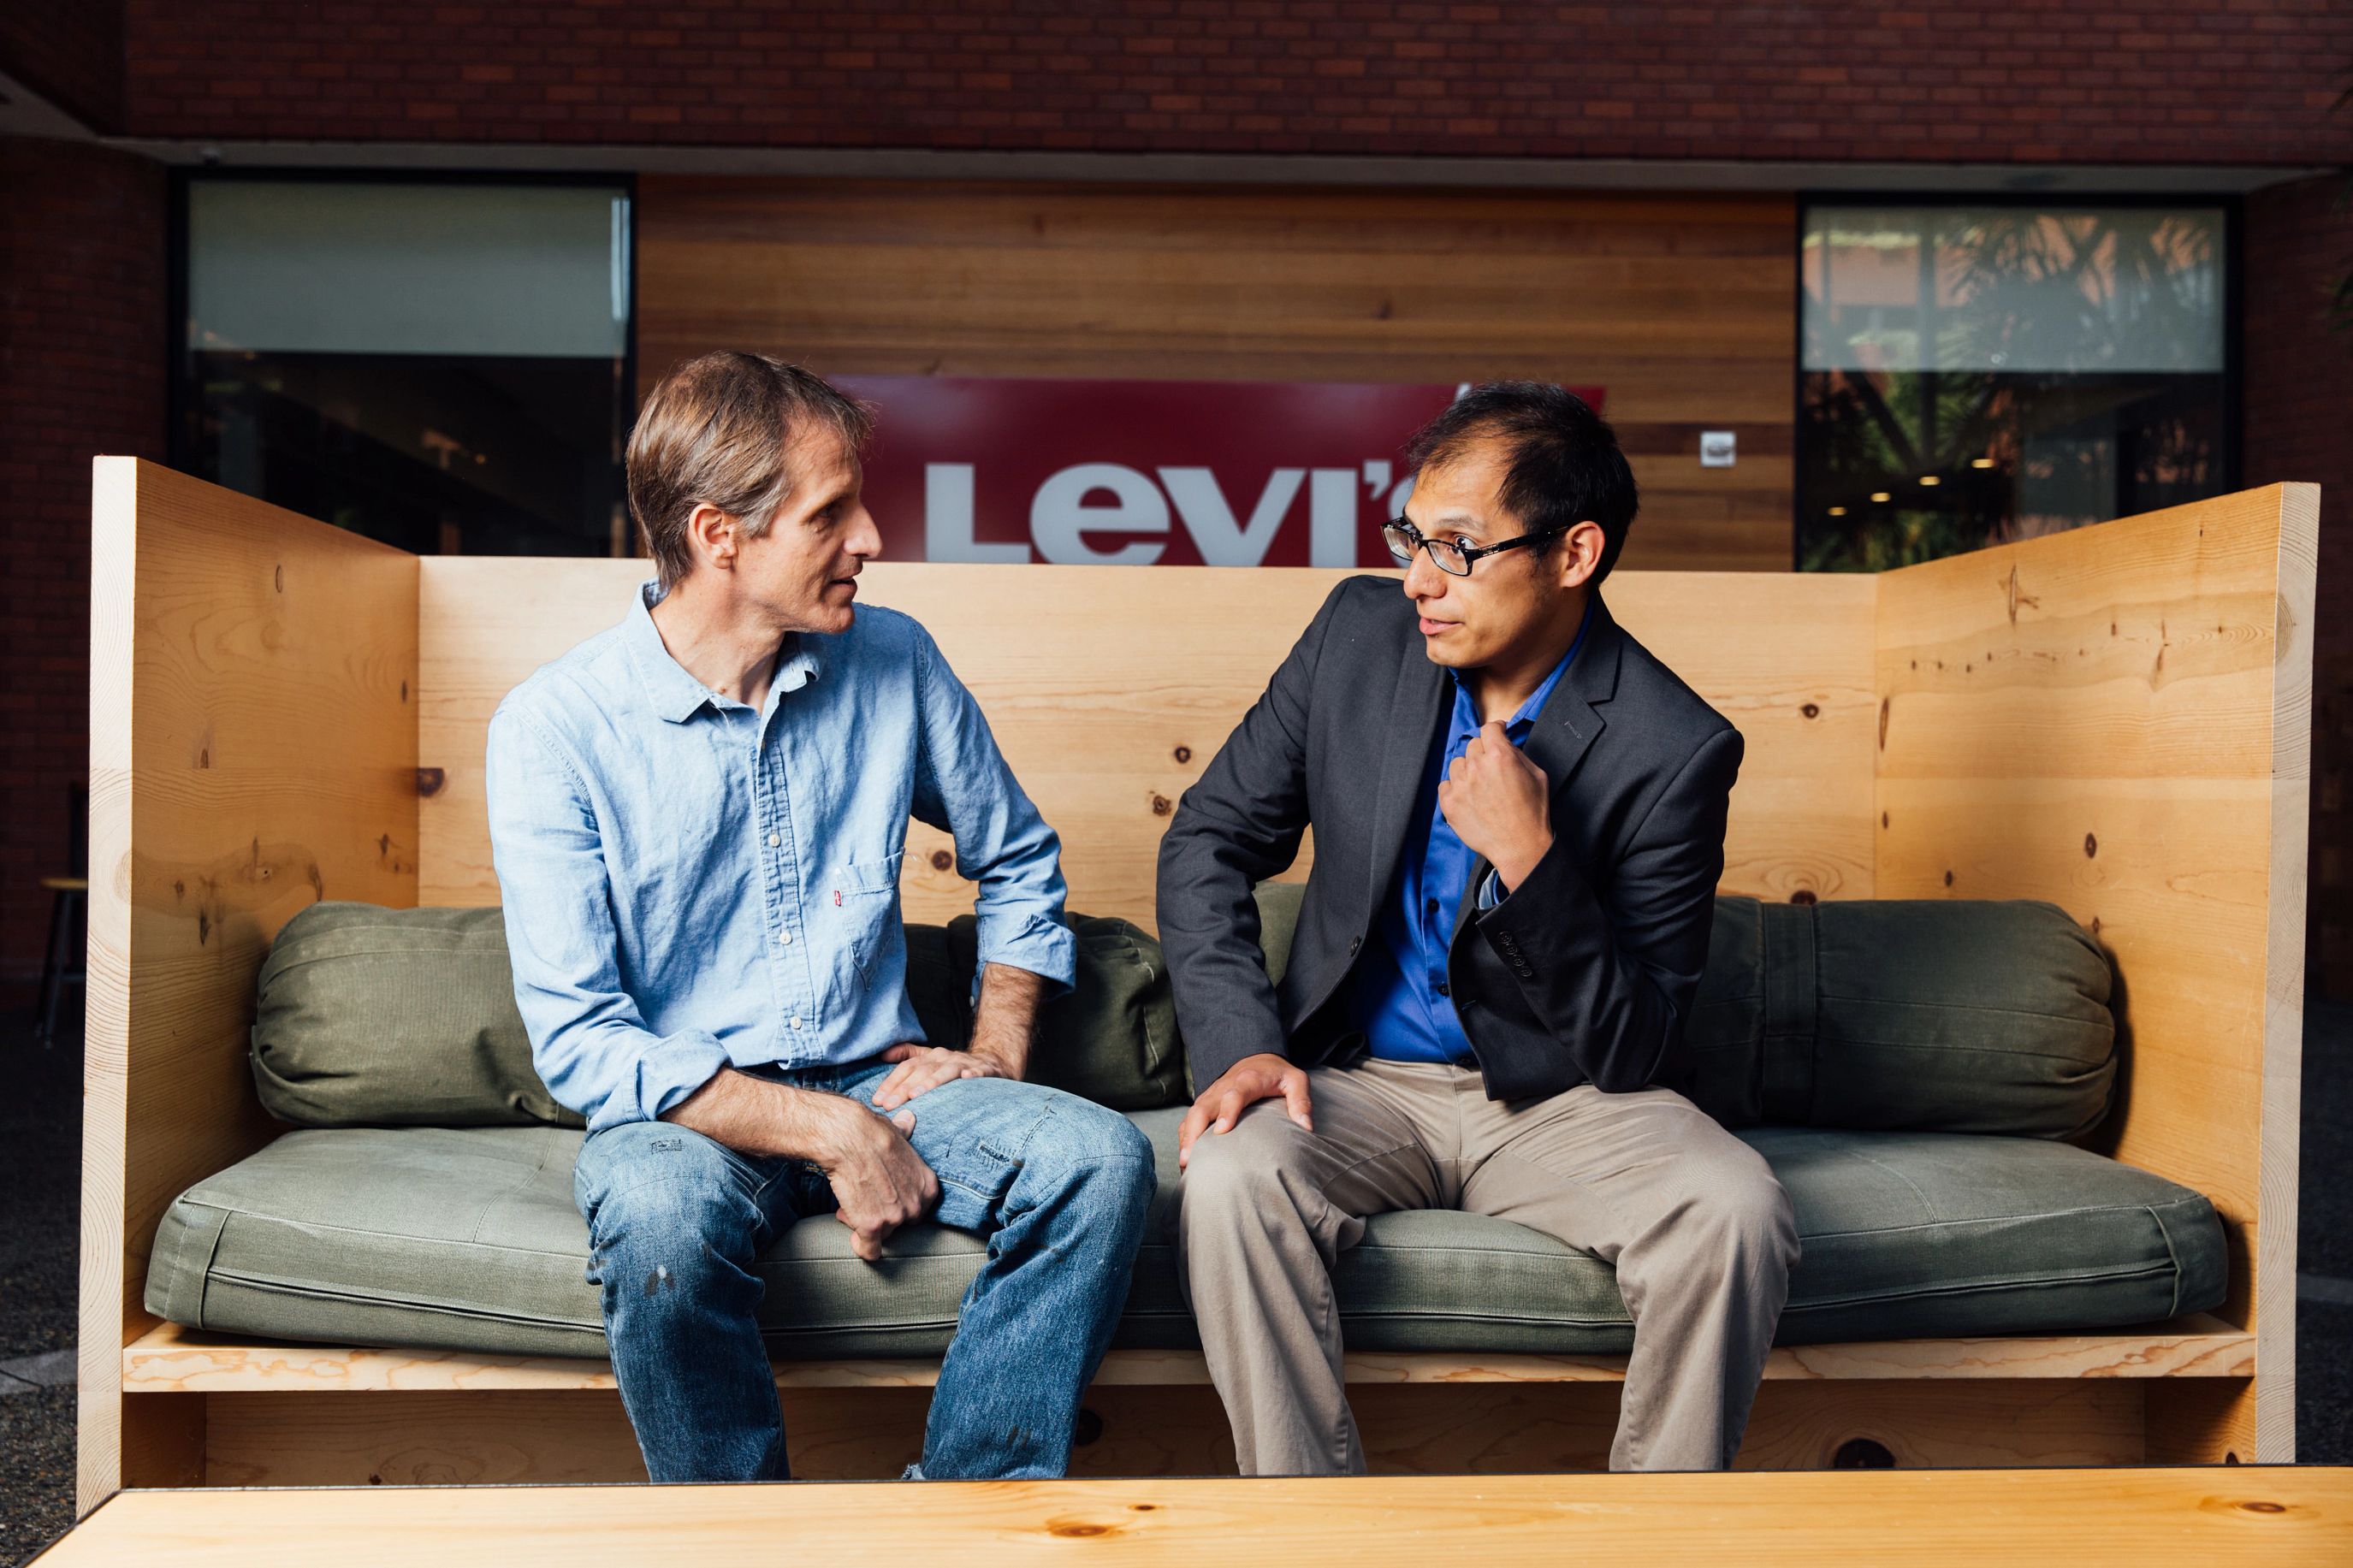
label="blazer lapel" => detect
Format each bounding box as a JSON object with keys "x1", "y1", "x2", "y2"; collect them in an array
[{"x1": 1364, "y1": 632, "x2": 1449, "y2": 917}]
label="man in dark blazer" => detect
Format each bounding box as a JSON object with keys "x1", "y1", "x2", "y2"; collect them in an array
[{"x1": 1158, "y1": 382, "x2": 1801, "y2": 1476}]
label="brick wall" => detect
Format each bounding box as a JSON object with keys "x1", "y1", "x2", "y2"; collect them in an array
[
  {"x1": 1, "y1": 3, "x2": 123, "y2": 133},
  {"x1": 0, "y1": 138, "x2": 165, "y2": 979},
  {"x1": 122, "y1": 0, "x2": 2351, "y2": 167},
  {"x1": 2245, "y1": 172, "x2": 2353, "y2": 1003}
]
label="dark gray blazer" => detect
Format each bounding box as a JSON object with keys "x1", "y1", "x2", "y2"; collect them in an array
[{"x1": 1157, "y1": 575, "x2": 1744, "y2": 1104}]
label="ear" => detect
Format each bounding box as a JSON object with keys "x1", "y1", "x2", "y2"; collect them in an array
[
  {"x1": 685, "y1": 501, "x2": 738, "y2": 572},
  {"x1": 1553, "y1": 520, "x2": 1605, "y2": 592}
]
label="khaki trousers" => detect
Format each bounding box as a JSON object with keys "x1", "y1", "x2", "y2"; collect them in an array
[{"x1": 1175, "y1": 1056, "x2": 1801, "y2": 1474}]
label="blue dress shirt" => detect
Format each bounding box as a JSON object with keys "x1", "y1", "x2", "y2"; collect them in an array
[
  {"x1": 1348, "y1": 602, "x2": 1591, "y2": 1063},
  {"x1": 484, "y1": 582, "x2": 1076, "y2": 1133}
]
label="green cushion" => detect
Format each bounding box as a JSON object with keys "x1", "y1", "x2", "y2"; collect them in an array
[
  {"x1": 252, "y1": 902, "x2": 1184, "y2": 1128},
  {"x1": 252, "y1": 903, "x2": 582, "y2": 1130},
  {"x1": 1688, "y1": 896, "x2": 2115, "y2": 1139},
  {"x1": 1246, "y1": 883, "x2": 2116, "y2": 1139},
  {"x1": 146, "y1": 1112, "x2": 2223, "y2": 1359}
]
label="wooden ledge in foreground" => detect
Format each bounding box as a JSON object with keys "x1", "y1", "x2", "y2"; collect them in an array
[
  {"x1": 40, "y1": 1469, "x2": 2352, "y2": 1567},
  {"x1": 122, "y1": 1314, "x2": 2254, "y2": 1394}
]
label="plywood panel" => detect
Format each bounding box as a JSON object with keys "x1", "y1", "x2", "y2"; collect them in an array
[
  {"x1": 1872, "y1": 482, "x2": 2316, "y2": 1464},
  {"x1": 636, "y1": 180, "x2": 1798, "y2": 572},
  {"x1": 199, "y1": 1380, "x2": 2142, "y2": 1488},
  {"x1": 418, "y1": 560, "x2": 1873, "y2": 923},
  {"x1": 52, "y1": 1466, "x2": 2353, "y2": 1568},
  {"x1": 80, "y1": 459, "x2": 419, "y2": 1513}
]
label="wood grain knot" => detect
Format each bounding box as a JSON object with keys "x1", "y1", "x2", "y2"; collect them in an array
[
  {"x1": 415, "y1": 767, "x2": 446, "y2": 798},
  {"x1": 930, "y1": 850, "x2": 952, "y2": 872},
  {"x1": 2083, "y1": 832, "x2": 2097, "y2": 858},
  {"x1": 1943, "y1": 870, "x2": 1953, "y2": 887},
  {"x1": 1790, "y1": 890, "x2": 1817, "y2": 905},
  {"x1": 1151, "y1": 794, "x2": 1171, "y2": 816},
  {"x1": 1173, "y1": 745, "x2": 1192, "y2": 763},
  {"x1": 400, "y1": 680, "x2": 409, "y2": 702},
  {"x1": 2239, "y1": 1500, "x2": 2285, "y2": 1513},
  {"x1": 274, "y1": 565, "x2": 283, "y2": 593},
  {"x1": 1800, "y1": 703, "x2": 1819, "y2": 719},
  {"x1": 1880, "y1": 811, "x2": 1889, "y2": 829}
]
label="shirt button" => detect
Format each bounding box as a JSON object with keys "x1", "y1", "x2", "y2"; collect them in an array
[
  {"x1": 789, "y1": 1015, "x2": 803, "y2": 1030},
  {"x1": 768, "y1": 832, "x2": 781, "y2": 848},
  {"x1": 776, "y1": 931, "x2": 793, "y2": 947}
]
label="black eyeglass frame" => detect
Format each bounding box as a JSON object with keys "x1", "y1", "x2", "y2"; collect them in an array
[{"x1": 1383, "y1": 517, "x2": 1567, "y2": 577}]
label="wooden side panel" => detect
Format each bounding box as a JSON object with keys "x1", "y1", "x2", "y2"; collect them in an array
[
  {"x1": 635, "y1": 179, "x2": 1798, "y2": 572},
  {"x1": 78, "y1": 459, "x2": 420, "y2": 1513},
  {"x1": 199, "y1": 1381, "x2": 2142, "y2": 1486},
  {"x1": 418, "y1": 559, "x2": 1874, "y2": 922},
  {"x1": 1872, "y1": 482, "x2": 2316, "y2": 1464}
]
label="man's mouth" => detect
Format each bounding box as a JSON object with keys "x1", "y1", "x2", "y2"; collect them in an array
[{"x1": 1419, "y1": 615, "x2": 1455, "y2": 636}]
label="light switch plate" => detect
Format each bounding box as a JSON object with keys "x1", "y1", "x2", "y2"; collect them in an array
[{"x1": 1699, "y1": 430, "x2": 1736, "y2": 468}]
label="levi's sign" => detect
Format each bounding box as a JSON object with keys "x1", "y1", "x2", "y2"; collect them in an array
[{"x1": 835, "y1": 376, "x2": 1605, "y2": 569}]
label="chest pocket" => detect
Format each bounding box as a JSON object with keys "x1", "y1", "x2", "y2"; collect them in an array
[{"x1": 828, "y1": 849, "x2": 905, "y2": 992}]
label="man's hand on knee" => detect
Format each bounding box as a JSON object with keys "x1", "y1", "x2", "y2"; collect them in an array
[
  {"x1": 1178, "y1": 1052, "x2": 1313, "y2": 1170},
  {"x1": 817, "y1": 1102, "x2": 941, "y2": 1261},
  {"x1": 870, "y1": 1043, "x2": 1005, "y2": 1110}
]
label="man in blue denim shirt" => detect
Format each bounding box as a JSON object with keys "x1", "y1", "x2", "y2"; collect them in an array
[{"x1": 486, "y1": 352, "x2": 1153, "y2": 1484}]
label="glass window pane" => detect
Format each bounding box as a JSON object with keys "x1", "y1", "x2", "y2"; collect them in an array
[
  {"x1": 1798, "y1": 203, "x2": 2230, "y2": 572},
  {"x1": 188, "y1": 181, "x2": 628, "y2": 358},
  {"x1": 180, "y1": 178, "x2": 632, "y2": 558}
]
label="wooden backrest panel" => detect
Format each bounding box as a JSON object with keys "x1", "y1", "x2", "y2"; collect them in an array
[
  {"x1": 83, "y1": 459, "x2": 421, "y2": 1507},
  {"x1": 417, "y1": 560, "x2": 1876, "y2": 920},
  {"x1": 1873, "y1": 483, "x2": 2315, "y2": 1449}
]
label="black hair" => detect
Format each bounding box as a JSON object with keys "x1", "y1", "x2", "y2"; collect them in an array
[{"x1": 1403, "y1": 381, "x2": 1639, "y2": 585}]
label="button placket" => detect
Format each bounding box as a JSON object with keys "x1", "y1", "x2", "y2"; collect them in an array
[{"x1": 757, "y1": 727, "x2": 815, "y2": 1056}]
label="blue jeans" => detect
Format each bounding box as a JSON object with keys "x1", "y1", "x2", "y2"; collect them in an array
[{"x1": 572, "y1": 1059, "x2": 1155, "y2": 1483}]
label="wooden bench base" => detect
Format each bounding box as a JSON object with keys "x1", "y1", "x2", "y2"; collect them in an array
[{"x1": 113, "y1": 1317, "x2": 2262, "y2": 1485}]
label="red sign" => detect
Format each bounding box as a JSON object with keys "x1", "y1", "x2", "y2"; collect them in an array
[{"x1": 835, "y1": 376, "x2": 1605, "y2": 569}]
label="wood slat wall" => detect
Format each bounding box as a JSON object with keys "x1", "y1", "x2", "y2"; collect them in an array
[
  {"x1": 634, "y1": 179, "x2": 1797, "y2": 573},
  {"x1": 416, "y1": 560, "x2": 1874, "y2": 919}
]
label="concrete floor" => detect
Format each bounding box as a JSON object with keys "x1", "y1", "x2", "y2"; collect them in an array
[{"x1": 2, "y1": 991, "x2": 2349, "y2": 1563}]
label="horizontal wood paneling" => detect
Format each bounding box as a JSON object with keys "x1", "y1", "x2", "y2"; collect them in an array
[{"x1": 636, "y1": 180, "x2": 1797, "y2": 572}]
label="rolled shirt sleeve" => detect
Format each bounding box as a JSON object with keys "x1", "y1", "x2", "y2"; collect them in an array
[
  {"x1": 485, "y1": 704, "x2": 731, "y2": 1132},
  {"x1": 908, "y1": 625, "x2": 1078, "y2": 994}
]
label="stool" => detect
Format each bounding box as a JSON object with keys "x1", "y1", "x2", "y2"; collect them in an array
[{"x1": 35, "y1": 876, "x2": 86, "y2": 1045}]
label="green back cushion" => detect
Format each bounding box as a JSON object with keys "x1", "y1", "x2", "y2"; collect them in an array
[
  {"x1": 252, "y1": 903, "x2": 583, "y2": 1129},
  {"x1": 253, "y1": 902, "x2": 1184, "y2": 1128},
  {"x1": 1247, "y1": 882, "x2": 2115, "y2": 1139},
  {"x1": 1687, "y1": 896, "x2": 2115, "y2": 1139}
]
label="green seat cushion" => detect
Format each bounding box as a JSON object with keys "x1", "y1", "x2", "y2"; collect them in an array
[{"x1": 147, "y1": 1112, "x2": 2223, "y2": 1360}]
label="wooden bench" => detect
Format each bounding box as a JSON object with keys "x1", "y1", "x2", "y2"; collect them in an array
[{"x1": 78, "y1": 459, "x2": 2315, "y2": 1510}]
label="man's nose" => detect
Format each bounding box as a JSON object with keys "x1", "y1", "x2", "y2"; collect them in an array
[
  {"x1": 846, "y1": 506, "x2": 883, "y2": 559},
  {"x1": 1402, "y1": 547, "x2": 1446, "y2": 600}
]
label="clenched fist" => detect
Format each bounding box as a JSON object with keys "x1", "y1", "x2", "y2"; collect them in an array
[{"x1": 1437, "y1": 719, "x2": 1553, "y2": 893}]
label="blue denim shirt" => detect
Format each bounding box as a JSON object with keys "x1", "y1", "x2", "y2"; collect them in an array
[
  {"x1": 485, "y1": 582, "x2": 1076, "y2": 1133},
  {"x1": 1348, "y1": 602, "x2": 1590, "y2": 1062}
]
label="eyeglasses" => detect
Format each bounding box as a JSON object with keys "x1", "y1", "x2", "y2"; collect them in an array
[{"x1": 1382, "y1": 518, "x2": 1565, "y2": 577}]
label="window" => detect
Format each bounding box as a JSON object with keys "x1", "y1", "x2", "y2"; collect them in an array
[
  {"x1": 175, "y1": 176, "x2": 633, "y2": 556},
  {"x1": 1799, "y1": 201, "x2": 2231, "y2": 571}
]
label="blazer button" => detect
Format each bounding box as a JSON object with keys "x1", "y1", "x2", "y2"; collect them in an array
[{"x1": 1348, "y1": 936, "x2": 1362, "y2": 956}]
